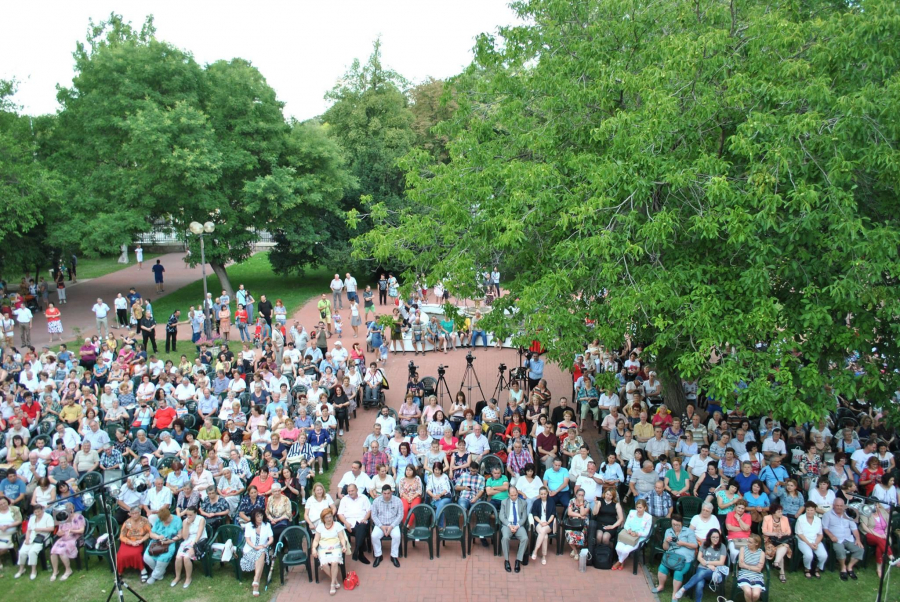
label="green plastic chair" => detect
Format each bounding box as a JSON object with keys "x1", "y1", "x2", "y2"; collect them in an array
[
  {"x1": 82, "y1": 514, "x2": 119, "y2": 571},
  {"x1": 730, "y1": 560, "x2": 771, "y2": 602},
  {"x1": 436, "y1": 503, "x2": 467, "y2": 558},
  {"x1": 203, "y1": 524, "x2": 244, "y2": 580},
  {"x1": 402, "y1": 504, "x2": 436, "y2": 559},
  {"x1": 467, "y1": 501, "x2": 499, "y2": 555},
  {"x1": 274, "y1": 526, "x2": 312, "y2": 584},
  {"x1": 677, "y1": 496, "x2": 703, "y2": 520},
  {"x1": 479, "y1": 454, "x2": 503, "y2": 477}
]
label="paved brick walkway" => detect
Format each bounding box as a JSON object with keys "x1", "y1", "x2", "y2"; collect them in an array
[
  {"x1": 274, "y1": 294, "x2": 656, "y2": 602},
  {"x1": 26, "y1": 252, "x2": 207, "y2": 349}
]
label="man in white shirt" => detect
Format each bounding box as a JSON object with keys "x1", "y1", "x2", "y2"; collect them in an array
[
  {"x1": 83, "y1": 420, "x2": 111, "y2": 451},
  {"x1": 92, "y1": 298, "x2": 111, "y2": 339},
  {"x1": 142, "y1": 476, "x2": 173, "y2": 525},
  {"x1": 18, "y1": 367, "x2": 40, "y2": 393},
  {"x1": 850, "y1": 439, "x2": 878, "y2": 480},
  {"x1": 687, "y1": 446, "x2": 713, "y2": 478},
  {"x1": 148, "y1": 356, "x2": 165, "y2": 378},
  {"x1": 598, "y1": 387, "x2": 619, "y2": 418},
  {"x1": 464, "y1": 424, "x2": 491, "y2": 460},
  {"x1": 344, "y1": 273, "x2": 358, "y2": 304},
  {"x1": 337, "y1": 483, "x2": 372, "y2": 563},
  {"x1": 13, "y1": 305, "x2": 33, "y2": 346},
  {"x1": 337, "y1": 461, "x2": 373, "y2": 500},
  {"x1": 574, "y1": 461, "x2": 601, "y2": 508},
  {"x1": 645, "y1": 427, "x2": 670, "y2": 462},
  {"x1": 174, "y1": 377, "x2": 196, "y2": 402},
  {"x1": 330, "y1": 274, "x2": 344, "y2": 310},
  {"x1": 375, "y1": 407, "x2": 397, "y2": 438},
  {"x1": 331, "y1": 342, "x2": 349, "y2": 370},
  {"x1": 761, "y1": 429, "x2": 788, "y2": 462},
  {"x1": 114, "y1": 293, "x2": 128, "y2": 328}
]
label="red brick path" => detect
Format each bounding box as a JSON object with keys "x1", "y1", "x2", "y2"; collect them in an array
[{"x1": 274, "y1": 294, "x2": 656, "y2": 602}]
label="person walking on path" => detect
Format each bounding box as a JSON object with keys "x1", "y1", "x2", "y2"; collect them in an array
[
  {"x1": 344, "y1": 273, "x2": 358, "y2": 304},
  {"x1": 114, "y1": 294, "x2": 129, "y2": 329},
  {"x1": 152, "y1": 260, "x2": 165, "y2": 293},
  {"x1": 45, "y1": 302, "x2": 63, "y2": 342},
  {"x1": 92, "y1": 298, "x2": 111, "y2": 339},
  {"x1": 330, "y1": 274, "x2": 344, "y2": 310},
  {"x1": 166, "y1": 310, "x2": 181, "y2": 353},
  {"x1": 135, "y1": 244, "x2": 144, "y2": 270},
  {"x1": 14, "y1": 304, "x2": 33, "y2": 347}
]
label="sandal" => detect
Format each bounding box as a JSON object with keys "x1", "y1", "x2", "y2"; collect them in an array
[
  {"x1": 805, "y1": 571, "x2": 812, "y2": 579},
  {"x1": 252, "y1": 581, "x2": 260, "y2": 597},
  {"x1": 542, "y1": 556, "x2": 547, "y2": 565},
  {"x1": 330, "y1": 585, "x2": 337, "y2": 596},
  {"x1": 779, "y1": 573, "x2": 786, "y2": 583}
]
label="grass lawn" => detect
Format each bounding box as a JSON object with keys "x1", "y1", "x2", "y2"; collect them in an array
[
  {"x1": 5, "y1": 254, "x2": 161, "y2": 284},
  {"x1": 646, "y1": 557, "x2": 885, "y2": 602}
]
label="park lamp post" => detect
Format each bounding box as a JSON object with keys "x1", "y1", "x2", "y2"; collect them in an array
[{"x1": 189, "y1": 221, "x2": 215, "y2": 338}]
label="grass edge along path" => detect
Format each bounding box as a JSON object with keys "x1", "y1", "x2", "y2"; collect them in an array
[{"x1": 4, "y1": 253, "x2": 162, "y2": 285}]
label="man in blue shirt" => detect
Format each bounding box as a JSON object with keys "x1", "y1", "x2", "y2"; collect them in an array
[
  {"x1": 151, "y1": 260, "x2": 165, "y2": 293},
  {"x1": 525, "y1": 353, "x2": 545, "y2": 391},
  {"x1": 0, "y1": 468, "x2": 26, "y2": 507},
  {"x1": 734, "y1": 461, "x2": 757, "y2": 494},
  {"x1": 265, "y1": 393, "x2": 289, "y2": 420},
  {"x1": 759, "y1": 455, "x2": 790, "y2": 498},
  {"x1": 543, "y1": 457, "x2": 570, "y2": 510}
]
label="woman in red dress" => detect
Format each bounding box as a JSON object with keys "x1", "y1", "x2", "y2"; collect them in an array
[
  {"x1": 118, "y1": 505, "x2": 152, "y2": 580},
  {"x1": 45, "y1": 302, "x2": 63, "y2": 342}
]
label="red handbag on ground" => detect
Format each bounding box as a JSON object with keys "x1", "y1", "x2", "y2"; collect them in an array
[{"x1": 343, "y1": 571, "x2": 360, "y2": 590}]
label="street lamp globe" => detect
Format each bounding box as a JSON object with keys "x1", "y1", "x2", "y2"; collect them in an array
[
  {"x1": 203, "y1": 221, "x2": 216, "y2": 234},
  {"x1": 189, "y1": 221, "x2": 204, "y2": 235}
]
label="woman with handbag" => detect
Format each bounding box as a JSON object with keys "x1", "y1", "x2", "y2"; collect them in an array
[
  {"x1": 725, "y1": 499, "x2": 753, "y2": 563},
  {"x1": 143, "y1": 506, "x2": 182, "y2": 585},
  {"x1": 673, "y1": 529, "x2": 727, "y2": 601},
  {"x1": 170, "y1": 505, "x2": 206, "y2": 589},
  {"x1": 653, "y1": 513, "x2": 698, "y2": 595},
  {"x1": 118, "y1": 505, "x2": 151, "y2": 581},
  {"x1": 14, "y1": 504, "x2": 55, "y2": 579},
  {"x1": 859, "y1": 500, "x2": 893, "y2": 578},
  {"x1": 312, "y1": 507, "x2": 350, "y2": 596},
  {"x1": 762, "y1": 503, "x2": 792, "y2": 583},
  {"x1": 612, "y1": 498, "x2": 652, "y2": 570},
  {"x1": 49, "y1": 503, "x2": 85, "y2": 581},
  {"x1": 564, "y1": 488, "x2": 590, "y2": 558}
]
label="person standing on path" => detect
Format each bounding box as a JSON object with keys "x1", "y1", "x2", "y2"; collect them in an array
[
  {"x1": 330, "y1": 274, "x2": 344, "y2": 310},
  {"x1": 140, "y1": 311, "x2": 158, "y2": 353},
  {"x1": 14, "y1": 304, "x2": 33, "y2": 347},
  {"x1": 69, "y1": 254, "x2": 78, "y2": 282},
  {"x1": 135, "y1": 244, "x2": 144, "y2": 270},
  {"x1": 317, "y1": 295, "x2": 333, "y2": 336},
  {"x1": 344, "y1": 273, "x2": 358, "y2": 305},
  {"x1": 55, "y1": 269, "x2": 67, "y2": 304},
  {"x1": 378, "y1": 274, "x2": 388, "y2": 306},
  {"x1": 92, "y1": 298, "x2": 111, "y2": 339},
  {"x1": 114, "y1": 294, "x2": 128, "y2": 329},
  {"x1": 38, "y1": 277, "x2": 49, "y2": 309},
  {"x1": 151, "y1": 260, "x2": 165, "y2": 293},
  {"x1": 258, "y1": 295, "x2": 273, "y2": 328},
  {"x1": 166, "y1": 310, "x2": 181, "y2": 353},
  {"x1": 189, "y1": 307, "x2": 204, "y2": 344},
  {"x1": 45, "y1": 302, "x2": 63, "y2": 342},
  {"x1": 491, "y1": 266, "x2": 501, "y2": 298},
  {"x1": 363, "y1": 286, "x2": 375, "y2": 321}
]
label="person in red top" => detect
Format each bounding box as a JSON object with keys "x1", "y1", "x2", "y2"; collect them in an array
[
  {"x1": 151, "y1": 398, "x2": 176, "y2": 435},
  {"x1": 859, "y1": 456, "x2": 884, "y2": 496},
  {"x1": 45, "y1": 302, "x2": 63, "y2": 342},
  {"x1": 234, "y1": 304, "x2": 250, "y2": 343},
  {"x1": 21, "y1": 393, "x2": 42, "y2": 424}
]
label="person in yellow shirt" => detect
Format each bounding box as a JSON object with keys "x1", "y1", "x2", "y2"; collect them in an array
[
  {"x1": 633, "y1": 411, "x2": 655, "y2": 447},
  {"x1": 197, "y1": 418, "x2": 222, "y2": 453},
  {"x1": 59, "y1": 399, "x2": 84, "y2": 429}
]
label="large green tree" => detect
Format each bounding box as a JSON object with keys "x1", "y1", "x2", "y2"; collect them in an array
[
  {"x1": 323, "y1": 39, "x2": 416, "y2": 273},
  {"x1": 0, "y1": 80, "x2": 62, "y2": 276},
  {"x1": 353, "y1": 0, "x2": 900, "y2": 422},
  {"x1": 47, "y1": 14, "x2": 351, "y2": 293}
]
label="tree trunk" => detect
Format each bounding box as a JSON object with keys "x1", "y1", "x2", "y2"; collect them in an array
[
  {"x1": 660, "y1": 368, "x2": 689, "y2": 417},
  {"x1": 210, "y1": 261, "x2": 234, "y2": 299}
]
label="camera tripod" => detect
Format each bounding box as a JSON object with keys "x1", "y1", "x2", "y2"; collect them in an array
[
  {"x1": 100, "y1": 491, "x2": 148, "y2": 602},
  {"x1": 460, "y1": 353, "x2": 487, "y2": 403},
  {"x1": 491, "y1": 364, "x2": 512, "y2": 405},
  {"x1": 434, "y1": 367, "x2": 454, "y2": 409}
]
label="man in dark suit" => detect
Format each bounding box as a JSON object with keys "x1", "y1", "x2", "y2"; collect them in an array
[{"x1": 500, "y1": 486, "x2": 529, "y2": 573}]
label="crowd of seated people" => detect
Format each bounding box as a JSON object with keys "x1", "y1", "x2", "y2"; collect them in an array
[{"x1": 2, "y1": 298, "x2": 900, "y2": 599}]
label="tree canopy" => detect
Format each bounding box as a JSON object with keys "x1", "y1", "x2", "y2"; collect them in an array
[
  {"x1": 43, "y1": 14, "x2": 352, "y2": 293},
  {"x1": 352, "y1": 0, "x2": 900, "y2": 421}
]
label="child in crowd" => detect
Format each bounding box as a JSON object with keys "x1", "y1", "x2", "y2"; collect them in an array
[
  {"x1": 333, "y1": 313, "x2": 343, "y2": 339},
  {"x1": 655, "y1": 454, "x2": 672, "y2": 480},
  {"x1": 296, "y1": 458, "x2": 312, "y2": 501}
]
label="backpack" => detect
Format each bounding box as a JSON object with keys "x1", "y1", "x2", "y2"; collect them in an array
[{"x1": 592, "y1": 544, "x2": 615, "y2": 570}]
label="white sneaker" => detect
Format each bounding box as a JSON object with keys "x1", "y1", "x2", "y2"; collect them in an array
[
  {"x1": 339, "y1": 429, "x2": 344, "y2": 436},
  {"x1": 319, "y1": 468, "x2": 324, "y2": 474}
]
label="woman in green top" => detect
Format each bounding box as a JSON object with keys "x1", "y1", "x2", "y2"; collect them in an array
[
  {"x1": 665, "y1": 457, "x2": 691, "y2": 498},
  {"x1": 716, "y1": 478, "x2": 742, "y2": 515},
  {"x1": 440, "y1": 317, "x2": 457, "y2": 352}
]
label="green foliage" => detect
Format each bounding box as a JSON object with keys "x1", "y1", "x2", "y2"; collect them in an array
[
  {"x1": 352, "y1": 0, "x2": 900, "y2": 421},
  {"x1": 409, "y1": 77, "x2": 457, "y2": 163},
  {"x1": 0, "y1": 80, "x2": 62, "y2": 275},
  {"x1": 324, "y1": 39, "x2": 416, "y2": 273},
  {"x1": 44, "y1": 13, "x2": 352, "y2": 290}
]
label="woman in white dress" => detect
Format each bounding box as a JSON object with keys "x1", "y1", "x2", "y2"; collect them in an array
[
  {"x1": 613, "y1": 498, "x2": 653, "y2": 569},
  {"x1": 312, "y1": 508, "x2": 350, "y2": 595}
]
